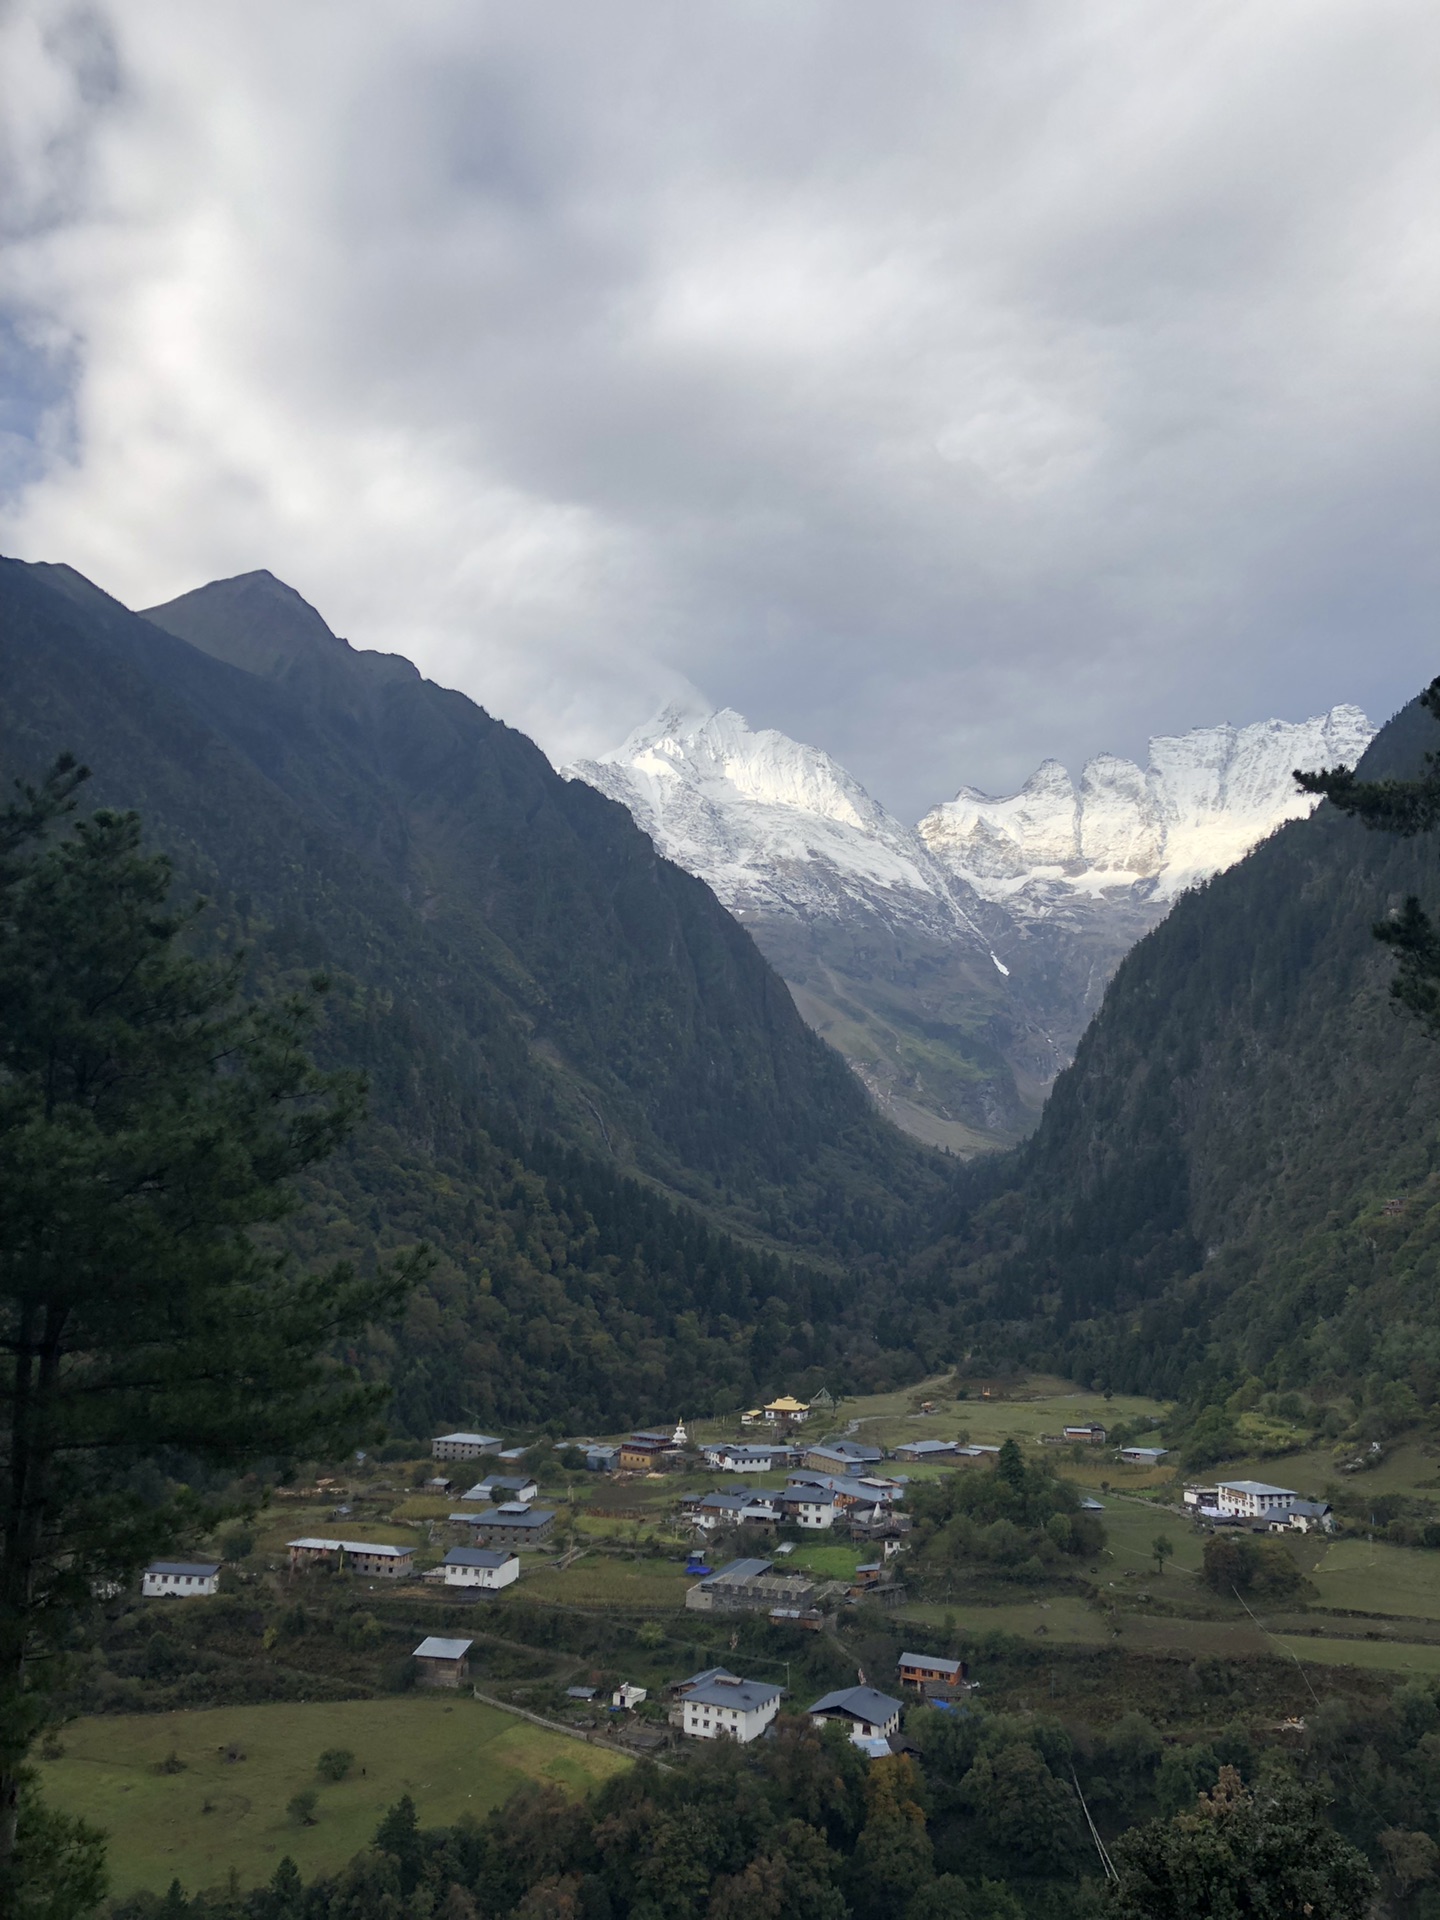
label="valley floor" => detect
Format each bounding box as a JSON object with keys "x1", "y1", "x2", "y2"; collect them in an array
[{"x1": 48, "y1": 1374, "x2": 1440, "y2": 1901}]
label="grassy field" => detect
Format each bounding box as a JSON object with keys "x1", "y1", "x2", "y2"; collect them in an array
[
  {"x1": 517, "y1": 1554, "x2": 691, "y2": 1608},
  {"x1": 785, "y1": 1542, "x2": 864, "y2": 1580},
  {"x1": 38, "y1": 1696, "x2": 628, "y2": 1898},
  {"x1": 1308, "y1": 1538, "x2": 1440, "y2": 1620}
]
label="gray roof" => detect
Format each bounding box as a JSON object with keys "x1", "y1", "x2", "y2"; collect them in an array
[
  {"x1": 900, "y1": 1652, "x2": 962, "y2": 1674},
  {"x1": 700, "y1": 1557, "x2": 774, "y2": 1586},
  {"x1": 146, "y1": 1560, "x2": 219, "y2": 1577},
  {"x1": 444, "y1": 1547, "x2": 515, "y2": 1568},
  {"x1": 434, "y1": 1433, "x2": 501, "y2": 1447},
  {"x1": 685, "y1": 1677, "x2": 782, "y2": 1712},
  {"x1": 286, "y1": 1537, "x2": 411, "y2": 1557},
  {"x1": 454, "y1": 1506, "x2": 555, "y2": 1529},
  {"x1": 1280, "y1": 1499, "x2": 1331, "y2": 1518},
  {"x1": 1219, "y1": 1480, "x2": 1298, "y2": 1498},
  {"x1": 678, "y1": 1666, "x2": 739, "y2": 1691},
  {"x1": 809, "y1": 1685, "x2": 902, "y2": 1724},
  {"x1": 896, "y1": 1439, "x2": 960, "y2": 1456},
  {"x1": 414, "y1": 1636, "x2": 473, "y2": 1661}
]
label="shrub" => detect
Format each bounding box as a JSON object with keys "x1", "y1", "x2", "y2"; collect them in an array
[
  {"x1": 287, "y1": 1788, "x2": 319, "y2": 1826},
  {"x1": 317, "y1": 1747, "x2": 355, "y2": 1782}
]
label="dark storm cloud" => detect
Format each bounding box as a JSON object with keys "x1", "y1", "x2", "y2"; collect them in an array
[{"x1": 2, "y1": 1, "x2": 1437, "y2": 816}]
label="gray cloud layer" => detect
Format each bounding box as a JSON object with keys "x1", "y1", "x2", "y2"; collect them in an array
[{"x1": 2, "y1": 1, "x2": 1437, "y2": 817}]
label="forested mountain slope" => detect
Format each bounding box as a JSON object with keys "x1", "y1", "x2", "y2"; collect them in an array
[
  {"x1": 909, "y1": 690, "x2": 1440, "y2": 1410},
  {"x1": 0, "y1": 558, "x2": 939, "y2": 1430}
]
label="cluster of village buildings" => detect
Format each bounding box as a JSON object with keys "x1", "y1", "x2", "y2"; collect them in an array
[
  {"x1": 399, "y1": 1638, "x2": 972, "y2": 1763},
  {"x1": 138, "y1": 1398, "x2": 1334, "y2": 1623}
]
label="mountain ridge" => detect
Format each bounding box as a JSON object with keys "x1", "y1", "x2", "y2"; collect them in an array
[{"x1": 568, "y1": 701, "x2": 1374, "y2": 1149}]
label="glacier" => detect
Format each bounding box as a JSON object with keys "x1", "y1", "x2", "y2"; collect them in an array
[{"x1": 566, "y1": 702, "x2": 1374, "y2": 1152}]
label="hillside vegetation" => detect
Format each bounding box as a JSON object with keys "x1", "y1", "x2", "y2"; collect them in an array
[
  {"x1": 0, "y1": 558, "x2": 940, "y2": 1429},
  {"x1": 907, "y1": 690, "x2": 1440, "y2": 1427}
]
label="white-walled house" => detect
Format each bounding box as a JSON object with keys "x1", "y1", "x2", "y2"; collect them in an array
[
  {"x1": 142, "y1": 1560, "x2": 220, "y2": 1598},
  {"x1": 1216, "y1": 1481, "x2": 1299, "y2": 1520},
  {"x1": 808, "y1": 1685, "x2": 902, "y2": 1744},
  {"x1": 680, "y1": 1675, "x2": 782, "y2": 1744},
  {"x1": 442, "y1": 1547, "x2": 520, "y2": 1590},
  {"x1": 786, "y1": 1489, "x2": 839, "y2": 1529}
]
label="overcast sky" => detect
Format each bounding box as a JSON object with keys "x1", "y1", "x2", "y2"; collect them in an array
[{"x1": 2, "y1": 2, "x2": 1437, "y2": 819}]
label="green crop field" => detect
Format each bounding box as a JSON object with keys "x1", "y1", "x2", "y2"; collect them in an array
[
  {"x1": 785, "y1": 1543, "x2": 864, "y2": 1580},
  {"x1": 37, "y1": 1696, "x2": 628, "y2": 1899},
  {"x1": 518, "y1": 1555, "x2": 691, "y2": 1608}
]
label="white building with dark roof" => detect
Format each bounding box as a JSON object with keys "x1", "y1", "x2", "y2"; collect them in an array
[
  {"x1": 1216, "y1": 1480, "x2": 1299, "y2": 1520},
  {"x1": 680, "y1": 1674, "x2": 782, "y2": 1744},
  {"x1": 808, "y1": 1685, "x2": 903, "y2": 1744},
  {"x1": 442, "y1": 1546, "x2": 520, "y2": 1589},
  {"x1": 142, "y1": 1560, "x2": 220, "y2": 1598}
]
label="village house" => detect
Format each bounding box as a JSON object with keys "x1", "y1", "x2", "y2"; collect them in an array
[
  {"x1": 618, "y1": 1432, "x2": 674, "y2": 1471},
  {"x1": 898, "y1": 1651, "x2": 967, "y2": 1691},
  {"x1": 452, "y1": 1503, "x2": 556, "y2": 1548},
  {"x1": 802, "y1": 1440, "x2": 883, "y2": 1474},
  {"x1": 893, "y1": 1439, "x2": 961, "y2": 1463},
  {"x1": 764, "y1": 1396, "x2": 811, "y2": 1428},
  {"x1": 1268, "y1": 1499, "x2": 1335, "y2": 1534},
  {"x1": 582, "y1": 1445, "x2": 619, "y2": 1472},
  {"x1": 702, "y1": 1442, "x2": 797, "y2": 1474},
  {"x1": 441, "y1": 1546, "x2": 521, "y2": 1590},
  {"x1": 788, "y1": 1470, "x2": 902, "y2": 1511},
  {"x1": 413, "y1": 1635, "x2": 472, "y2": 1688},
  {"x1": 1064, "y1": 1425, "x2": 1108, "y2": 1445},
  {"x1": 783, "y1": 1488, "x2": 839, "y2": 1529},
  {"x1": 679, "y1": 1674, "x2": 782, "y2": 1744},
  {"x1": 847, "y1": 1505, "x2": 913, "y2": 1544},
  {"x1": 1117, "y1": 1446, "x2": 1169, "y2": 1466},
  {"x1": 463, "y1": 1473, "x2": 539, "y2": 1505},
  {"x1": 685, "y1": 1556, "x2": 817, "y2": 1614},
  {"x1": 809, "y1": 1685, "x2": 903, "y2": 1745},
  {"x1": 1216, "y1": 1480, "x2": 1300, "y2": 1521},
  {"x1": 142, "y1": 1559, "x2": 220, "y2": 1598},
  {"x1": 287, "y1": 1538, "x2": 414, "y2": 1578},
  {"x1": 431, "y1": 1432, "x2": 503, "y2": 1462},
  {"x1": 684, "y1": 1489, "x2": 781, "y2": 1532}
]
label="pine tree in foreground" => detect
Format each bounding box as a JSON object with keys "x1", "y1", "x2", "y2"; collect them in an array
[{"x1": 0, "y1": 759, "x2": 425, "y2": 1899}]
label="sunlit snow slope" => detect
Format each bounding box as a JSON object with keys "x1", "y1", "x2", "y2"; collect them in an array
[{"x1": 568, "y1": 704, "x2": 1373, "y2": 1152}]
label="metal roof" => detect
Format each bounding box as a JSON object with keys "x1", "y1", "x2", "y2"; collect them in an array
[
  {"x1": 900, "y1": 1652, "x2": 962, "y2": 1674},
  {"x1": 413, "y1": 1636, "x2": 473, "y2": 1661},
  {"x1": 458, "y1": 1506, "x2": 555, "y2": 1528},
  {"x1": 286, "y1": 1537, "x2": 411, "y2": 1557},
  {"x1": 146, "y1": 1560, "x2": 219, "y2": 1577},
  {"x1": 809, "y1": 1685, "x2": 902, "y2": 1723},
  {"x1": 1218, "y1": 1480, "x2": 1298, "y2": 1497},
  {"x1": 433, "y1": 1433, "x2": 501, "y2": 1447},
  {"x1": 444, "y1": 1547, "x2": 515, "y2": 1568},
  {"x1": 684, "y1": 1677, "x2": 782, "y2": 1712},
  {"x1": 701, "y1": 1557, "x2": 774, "y2": 1585},
  {"x1": 677, "y1": 1666, "x2": 739, "y2": 1691}
]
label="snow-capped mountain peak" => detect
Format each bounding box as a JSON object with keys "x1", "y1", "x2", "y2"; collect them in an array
[
  {"x1": 573, "y1": 705, "x2": 959, "y2": 927},
  {"x1": 567, "y1": 697, "x2": 1374, "y2": 1152},
  {"x1": 918, "y1": 705, "x2": 1374, "y2": 903}
]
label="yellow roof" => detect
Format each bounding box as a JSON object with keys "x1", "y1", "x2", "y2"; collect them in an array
[{"x1": 765, "y1": 1396, "x2": 809, "y2": 1412}]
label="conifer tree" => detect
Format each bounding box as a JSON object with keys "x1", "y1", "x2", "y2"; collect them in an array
[
  {"x1": 0, "y1": 761, "x2": 423, "y2": 1884},
  {"x1": 1297, "y1": 676, "x2": 1440, "y2": 1033}
]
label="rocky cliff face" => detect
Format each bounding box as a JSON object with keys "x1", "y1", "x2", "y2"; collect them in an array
[{"x1": 568, "y1": 704, "x2": 1375, "y2": 1152}]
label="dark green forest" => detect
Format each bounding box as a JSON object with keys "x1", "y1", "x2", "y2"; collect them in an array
[
  {"x1": 0, "y1": 559, "x2": 941, "y2": 1433},
  {"x1": 901, "y1": 689, "x2": 1440, "y2": 1426}
]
